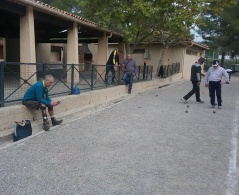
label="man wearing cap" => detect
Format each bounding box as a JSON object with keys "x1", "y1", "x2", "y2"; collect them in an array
[
  {"x1": 181, "y1": 57, "x2": 205, "y2": 104},
  {"x1": 205, "y1": 60, "x2": 229, "y2": 109}
]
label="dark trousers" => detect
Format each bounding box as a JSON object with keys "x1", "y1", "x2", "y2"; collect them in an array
[
  {"x1": 209, "y1": 81, "x2": 222, "y2": 106},
  {"x1": 183, "y1": 81, "x2": 201, "y2": 102},
  {"x1": 105, "y1": 65, "x2": 116, "y2": 83}
]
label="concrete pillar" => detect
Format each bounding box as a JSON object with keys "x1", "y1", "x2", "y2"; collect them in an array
[
  {"x1": 96, "y1": 33, "x2": 108, "y2": 80},
  {"x1": 20, "y1": 5, "x2": 36, "y2": 85},
  {"x1": 66, "y1": 22, "x2": 79, "y2": 84}
]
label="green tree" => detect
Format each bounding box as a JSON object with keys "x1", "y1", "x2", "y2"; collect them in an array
[
  {"x1": 80, "y1": 0, "x2": 237, "y2": 70},
  {"x1": 197, "y1": 0, "x2": 239, "y2": 66},
  {"x1": 41, "y1": 0, "x2": 237, "y2": 69}
]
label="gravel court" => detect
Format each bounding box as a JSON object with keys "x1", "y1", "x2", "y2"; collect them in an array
[{"x1": 0, "y1": 76, "x2": 239, "y2": 195}]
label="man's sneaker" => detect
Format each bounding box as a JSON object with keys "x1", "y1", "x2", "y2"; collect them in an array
[
  {"x1": 218, "y1": 106, "x2": 222, "y2": 109},
  {"x1": 196, "y1": 100, "x2": 204, "y2": 103},
  {"x1": 181, "y1": 97, "x2": 187, "y2": 104},
  {"x1": 210, "y1": 105, "x2": 215, "y2": 108},
  {"x1": 51, "y1": 117, "x2": 63, "y2": 126},
  {"x1": 43, "y1": 121, "x2": 50, "y2": 131}
]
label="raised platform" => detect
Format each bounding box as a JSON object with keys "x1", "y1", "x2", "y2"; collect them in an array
[{"x1": 0, "y1": 73, "x2": 183, "y2": 146}]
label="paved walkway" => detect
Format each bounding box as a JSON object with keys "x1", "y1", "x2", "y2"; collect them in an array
[{"x1": 1, "y1": 75, "x2": 239, "y2": 195}]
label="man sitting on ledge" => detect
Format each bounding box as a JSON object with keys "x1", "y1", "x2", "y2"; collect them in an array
[{"x1": 22, "y1": 74, "x2": 63, "y2": 131}]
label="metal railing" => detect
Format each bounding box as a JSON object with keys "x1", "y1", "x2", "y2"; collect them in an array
[
  {"x1": 0, "y1": 62, "x2": 153, "y2": 107},
  {"x1": 157, "y1": 62, "x2": 180, "y2": 78}
]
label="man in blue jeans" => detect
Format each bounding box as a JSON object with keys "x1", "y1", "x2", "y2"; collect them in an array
[{"x1": 120, "y1": 54, "x2": 137, "y2": 94}]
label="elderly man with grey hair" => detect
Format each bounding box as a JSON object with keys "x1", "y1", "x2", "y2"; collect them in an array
[{"x1": 22, "y1": 74, "x2": 63, "y2": 131}]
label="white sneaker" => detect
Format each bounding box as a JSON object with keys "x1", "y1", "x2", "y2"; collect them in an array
[
  {"x1": 210, "y1": 105, "x2": 215, "y2": 108},
  {"x1": 218, "y1": 106, "x2": 222, "y2": 109},
  {"x1": 181, "y1": 97, "x2": 187, "y2": 104}
]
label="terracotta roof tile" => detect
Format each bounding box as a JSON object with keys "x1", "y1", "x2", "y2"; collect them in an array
[{"x1": 31, "y1": 0, "x2": 96, "y2": 25}]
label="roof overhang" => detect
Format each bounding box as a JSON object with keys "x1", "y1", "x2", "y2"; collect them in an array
[{"x1": 0, "y1": 0, "x2": 123, "y2": 43}]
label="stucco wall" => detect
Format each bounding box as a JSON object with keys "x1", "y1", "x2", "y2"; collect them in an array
[
  {"x1": 131, "y1": 45, "x2": 183, "y2": 75},
  {"x1": 182, "y1": 45, "x2": 206, "y2": 79}
]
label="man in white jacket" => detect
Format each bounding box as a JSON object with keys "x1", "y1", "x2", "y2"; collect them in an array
[{"x1": 205, "y1": 60, "x2": 229, "y2": 109}]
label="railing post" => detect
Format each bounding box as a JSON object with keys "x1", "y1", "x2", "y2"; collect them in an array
[
  {"x1": 91, "y1": 64, "x2": 94, "y2": 90},
  {"x1": 0, "y1": 61, "x2": 5, "y2": 107},
  {"x1": 71, "y1": 64, "x2": 74, "y2": 94},
  {"x1": 143, "y1": 61, "x2": 146, "y2": 80},
  {"x1": 43, "y1": 63, "x2": 47, "y2": 77},
  {"x1": 117, "y1": 66, "x2": 120, "y2": 85},
  {"x1": 151, "y1": 66, "x2": 153, "y2": 80},
  {"x1": 138, "y1": 66, "x2": 140, "y2": 81},
  {"x1": 146, "y1": 66, "x2": 149, "y2": 79}
]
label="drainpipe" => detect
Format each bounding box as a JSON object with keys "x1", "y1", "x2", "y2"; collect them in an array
[{"x1": 106, "y1": 32, "x2": 112, "y2": 59}]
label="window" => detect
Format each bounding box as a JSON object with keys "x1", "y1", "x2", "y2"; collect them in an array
[
  {"x1": 133, "y1": 49, "x2": 145, "y2": 54},
  {"x1": 186, "y1": 49, "x2": 198, "y2": 56}
]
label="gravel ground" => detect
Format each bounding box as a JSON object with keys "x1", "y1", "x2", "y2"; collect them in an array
[{"x1": 0, "y1": 75, "x2": 239, "y2": 195}]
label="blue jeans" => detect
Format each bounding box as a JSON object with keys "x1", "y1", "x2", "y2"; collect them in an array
[{"x1": 123, "y1": 72, "x2": 133, "y2": 93}]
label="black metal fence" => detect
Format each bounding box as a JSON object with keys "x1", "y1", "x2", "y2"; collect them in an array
[
  {"x1": 157, "y1": 62, "x2": 180, "y2": 78},
  {"x1": 0, "y1": 62, "x2": 153, "y2": 107}
]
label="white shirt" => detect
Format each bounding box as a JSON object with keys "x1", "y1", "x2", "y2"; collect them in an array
[{"x1": 205, "y1": 66, "x2": 229, "y2": 83}]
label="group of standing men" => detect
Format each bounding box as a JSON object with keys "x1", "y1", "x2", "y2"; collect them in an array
[{"x1": 181, "y1": 57, "x2": 229, "y2": 109}]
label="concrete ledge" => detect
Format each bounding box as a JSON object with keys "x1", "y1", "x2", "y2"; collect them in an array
[{"x1": 0, "y1": 74, "x2": 183, "y2": 144}]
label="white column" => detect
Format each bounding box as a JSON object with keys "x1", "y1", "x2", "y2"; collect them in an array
[
  {"x1": 66, "y1": 22, "x2": 79, "y2": 83},
  {"x1": 96, "y1": 33, "x2": 108, "y2": 80},
  {"x1": 20, "y1": 5, "x2": 36, "y2": 85}
]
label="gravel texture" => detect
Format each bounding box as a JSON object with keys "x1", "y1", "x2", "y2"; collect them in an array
[{"x1": 0, "y1": 75, "x2": 239, "y2": 195}]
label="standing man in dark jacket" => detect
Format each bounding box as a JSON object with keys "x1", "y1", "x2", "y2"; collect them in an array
[
  {"x1": 105, "y1": 49, "x2": 123, "y2": 84},
  {"x1": 121, "y1": 54, "x2": 137, "y2": 94},
  {"x1": 22, "y1": 75, "x2": 63, "y2": 131},
  {"x1": 181, "y1": 57, "x2": 205, "y2": 104}
]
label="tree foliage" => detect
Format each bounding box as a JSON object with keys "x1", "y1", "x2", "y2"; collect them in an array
[
  {"x1": 197, "y1": 0, "x2": 239, "y2": 65},
  {"x1": 40, "y1": 0, "x2": 238, "y2": 67}
]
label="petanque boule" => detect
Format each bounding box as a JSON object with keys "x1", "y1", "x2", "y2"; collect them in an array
[
  {"x1": 185, "y1": 110, "x2": 188, "y2": 113},
  {"x1": 213, "y1": 111, "x2": 216, "y2": 113}
]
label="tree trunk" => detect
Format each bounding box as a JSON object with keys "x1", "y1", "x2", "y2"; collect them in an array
[{"x1": 220, "y1": 51, "x2": 225, "y2": 67}]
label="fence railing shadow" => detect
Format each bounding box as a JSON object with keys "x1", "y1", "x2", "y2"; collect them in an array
[{"x1": 157, "y1": 63, "x2": 180, "y2": 78}]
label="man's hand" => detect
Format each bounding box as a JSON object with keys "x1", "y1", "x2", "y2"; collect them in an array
[
  {"x1": 51, "y1": 101, "x2": 60, "y2": 106},
  {"x1": 205, "y1": 83, "x2": 209, "y2": 88},
  {"x1": 201, "y1": 73, "x2": 205, "y2": 77},
  {"x1": 197, "y1": 82, "x2": 201, "y2": 86}
]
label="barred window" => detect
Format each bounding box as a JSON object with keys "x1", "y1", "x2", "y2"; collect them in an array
[
  {"x1": 133, "y1": 49, "x2": 145, "y2": 54},
  {"x1": 186, "y1": 49, "x2": 198, "y2": 56}
]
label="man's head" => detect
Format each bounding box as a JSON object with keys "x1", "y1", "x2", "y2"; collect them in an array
[
  {"x1": 44, "y1": 75, "x2": 54, "y2": 87},
  {"x1": 117, "y1": 50, "x2": 123, "y2": 56},
  {"x1": 127, "y1": 54, "x2": 132, "y2": 60},
  {"x1": 198, "y1": 57, "x2": 205, "y2": 65},
  {"x1": 212, "y1": 60, "x2": 219, "y2": 68}
]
